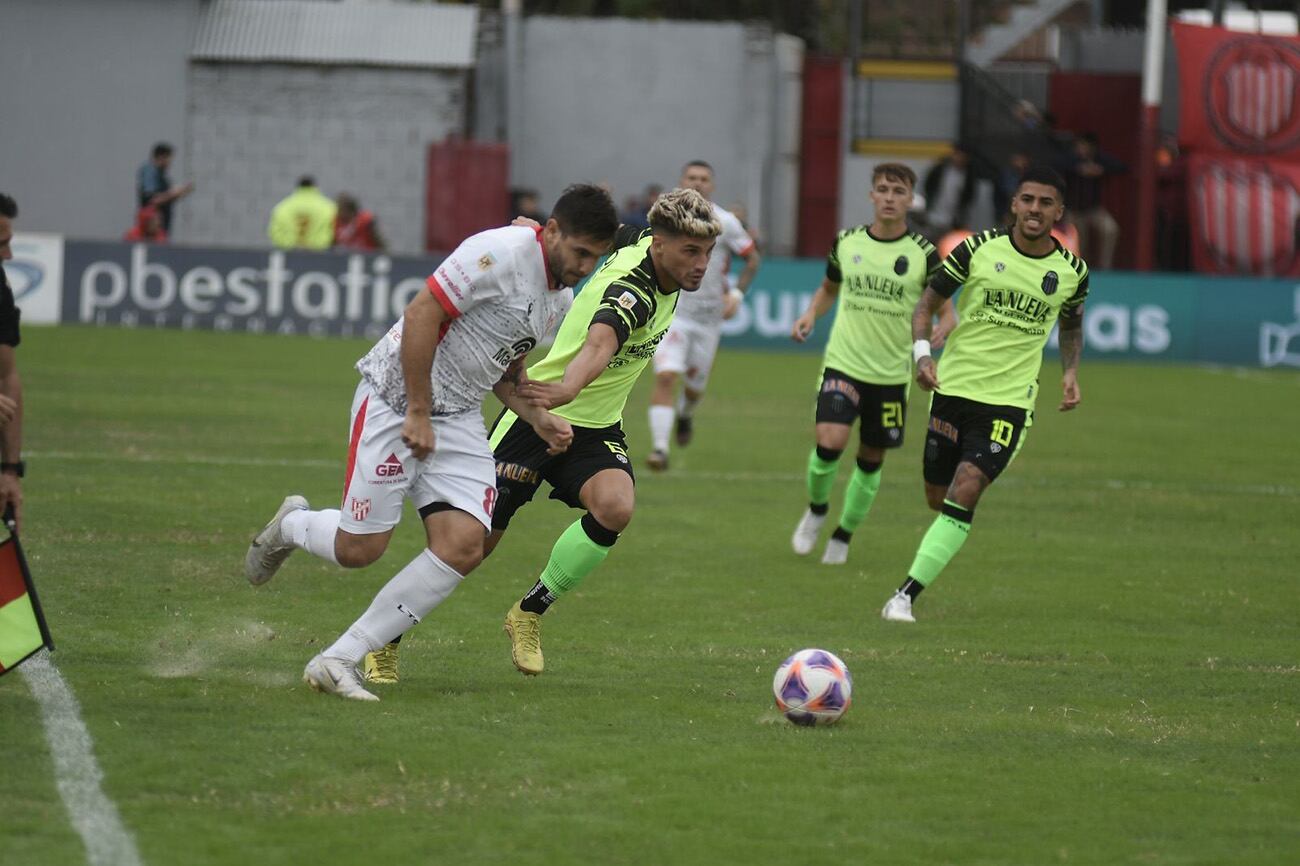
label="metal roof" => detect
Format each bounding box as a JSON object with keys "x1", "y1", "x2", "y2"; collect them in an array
[{"x1": 191, "y1": 0, "x2": 478, "y2": 69}]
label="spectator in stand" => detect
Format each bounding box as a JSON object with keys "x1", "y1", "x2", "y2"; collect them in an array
[
  {"x1": 268, "y1": 176, "x2": 337, "y2": 251},
  {"x1": 923, "y1": 145, "x2": 977, "y2": 241},
  {"x1": 136, "y1": 142, "x2": 193, "y2": 234},
  {"x1": 123, "y1": 205, "x2": 168, "y2": 244},
  {"x1": 1057, "y1": 132, "x2": 1127, "y2": 270},
  {"x1": 996, "y1": 152, "x2": 1030, "y2": 221},
  {"x1": 1156, "y1": 133, "x2": 1190, "y2": 272},
  {"x1": 511, "y1": 188, "x2": 547, "y2": 225},
  {"x1": 334, "y1": 194, "x2": 386, "y2": 252}
]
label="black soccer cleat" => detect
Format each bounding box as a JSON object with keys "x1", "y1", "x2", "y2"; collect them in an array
[{"x1": 674, "y1": 416, "x2": 694, "y2": 448}]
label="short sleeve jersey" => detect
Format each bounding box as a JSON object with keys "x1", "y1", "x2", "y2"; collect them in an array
[
  {"x1": 355, "y1": 226, "x2": 572, "y2": 417},
  {"x1": 524, "y1": 228, "x2": 678, "y2": 427},
  {"x1": 931, "y1": 229, "x2": 1089, "y2": 410},
  {"x1": 822, "y1": 227, "x2": 939, "y2": 384},
  {"x1": 674, "y1": 203, "x2": 754, "y2": 326}
]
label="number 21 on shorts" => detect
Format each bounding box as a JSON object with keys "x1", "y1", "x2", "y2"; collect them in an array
[
  {"x1": 881, "y1": 401, "x2": 904, "y2": 428},
  {"x1": 990, "y1": 419, "x2": 1015, "y2": 447}
]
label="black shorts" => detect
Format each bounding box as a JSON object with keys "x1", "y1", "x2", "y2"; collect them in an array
[
  {"x1": 922, "y1": 393, "x2": 1030, "y2": 487},
  {"x1": 814, "y1": 368, "x2": 908, "y2": 449},
  {"x1": 488, "y1": 412, "x2": 634, "y2": 531}
]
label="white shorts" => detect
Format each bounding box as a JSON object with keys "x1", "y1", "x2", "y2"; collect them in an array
[
  {"x1": 652, "y1": 317, "x2": 722, "y2": 392},
  {"x1": 339, "y1": 382, "x2": 496, "y2": 535}
]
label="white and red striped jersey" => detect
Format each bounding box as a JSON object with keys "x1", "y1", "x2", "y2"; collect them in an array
[
  {"x1": 356, "y1": 226, "x2": 572, "y2": 416},
  {"x1": 674, "y1": 203, "x2": 755, "y2": 327}
]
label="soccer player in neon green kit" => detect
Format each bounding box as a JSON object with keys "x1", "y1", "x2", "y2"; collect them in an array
[
  {"x1": 790, "y1": 163, "x2": 956, "y2": 565},
  {"x1": 488, "y1": 188, "x2": 721, "y2": 674},
  {"x1": 882, "y1": 165, "x2": 1088, "y2": 622}
]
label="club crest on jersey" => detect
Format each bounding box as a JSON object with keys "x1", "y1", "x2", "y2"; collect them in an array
[
  {"x1": 995, "y1": 262, "x2": 1006, "y2": 272},
  {"x1": 1041, "y1": 271, "x2": 1059, "y2": 295},
  {"x1": 478, "y1": 252, "x2": 497, "y2": 271},
  {"x1": 852, "y1": 254, "x2": 862, "y2": 264},
  {"x1": 616, "y1": 291, "x2": 638, "y2": 310},
  {"x1": 894, "y1": 255, "x2": 909, "y2": 275}
]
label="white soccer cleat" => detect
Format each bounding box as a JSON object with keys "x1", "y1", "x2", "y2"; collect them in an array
[
  {"x1": 881, "y1": 591, "x2": 916, "y2": 623},
  {"x1": 303, "y1": 654, "x2": 379, "y2": 702},
  {"x1": 791, "y1": 509, "x2": 826, "y2": 556},
  {"x1": 820, "y1": 538, "x2": 849, "y2": 565},
  {"x1": 244, "y1": 494, "x2": 309, "y2": 585}
]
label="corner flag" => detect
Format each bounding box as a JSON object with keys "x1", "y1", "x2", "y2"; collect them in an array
[{"x1": 0, "y1": 525, "x2": 53, "y2": 676}]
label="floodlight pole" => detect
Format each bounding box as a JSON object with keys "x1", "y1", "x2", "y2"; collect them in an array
[{"x1": 1135, "y1": 0, "x2": 1167, "y2": 272}]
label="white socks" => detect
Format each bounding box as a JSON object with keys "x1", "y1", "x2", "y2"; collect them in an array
[
  {"x1": 281, "y1": 508, "x2": 341, "y2": 565},
  {"x1": 324, "y1": 549, "x2": 464, "y2": 663},
  {"x1": 648, "y1": 404, "x2": 674, "y2": 453}
]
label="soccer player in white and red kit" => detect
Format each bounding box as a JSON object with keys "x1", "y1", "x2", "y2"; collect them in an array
[
  {"x1": 645, "y1": 161, "x2": 761, "y2": 470},
  {"x1": 243, "y1": 184, "x2": 618, "y2": 701}
]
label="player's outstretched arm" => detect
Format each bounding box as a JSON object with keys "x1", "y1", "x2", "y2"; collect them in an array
[
  {"x1": 517, "y1": 322, "x2": 620, "y2": 410},
  {"x1": 912, "y1": 286, "x2": 946, "y2": 391},
  {"x1": 1058, "y1": 304, "x2": 1084, "y2": 411},
  {"x1": 791, "y1": 278, "x2": 839, "y2": 342},
  {"x1": 493, "y1": 362, "x2": 574, "y2": 455},
  {"x1": 399, "y1": 290, "x2": 451, "y2": 459}
]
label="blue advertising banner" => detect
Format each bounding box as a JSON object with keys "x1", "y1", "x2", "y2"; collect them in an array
[
  {"x1": 718, "y1": 260, "x2": 1300, "y2": 370},
  {"x1": 5, "y1": 238, "x2": 1299, "y2": 369}
]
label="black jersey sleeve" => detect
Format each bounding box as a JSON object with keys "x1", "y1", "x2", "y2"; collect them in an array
[{"x1": 590, "y1": 279, "x2": 655, "y2": 350}]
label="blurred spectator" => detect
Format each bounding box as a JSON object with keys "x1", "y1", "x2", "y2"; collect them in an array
[
  {"x1": 268, "y1": 176, "x2": 337, "y2": 250},
  {"x1": 922, "y1": 145, "x2": 977, "y2": 240},
  {"x1": 996, "y1": 152, "x2": 1030, "y2": 221},
  {"x1": 618, "y1": 184, "x2": 662, "y2": 230},
  {"x1": 334, "y1": 194, "x2": 386, "y2": 252},
  {"x1": 1057, "y1": 132, "x2": 1127, "y2": 270},
  {"x1": 1156, "y1": 134, "x2": 1190, "y2": 272},
  {"x1": 136, "y1": 142, "x2": 193, "y2": 234},
  {"x1": 510, "y1": 188, "x2": 546, "y2": 224},
  {"x1": 123, "y1": 206, "x2": 168, "y2": 244}
]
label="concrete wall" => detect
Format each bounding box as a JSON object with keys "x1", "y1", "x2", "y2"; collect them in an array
[
  {"x1": 0, "y1": 0, "x2": 199, "y2": 239},
  {"x1": 181, "y1": 64, "x2": 467, "y2": 254},
  {"x1": 506, "y1": 17, "x2": 803, "y2": 254}
]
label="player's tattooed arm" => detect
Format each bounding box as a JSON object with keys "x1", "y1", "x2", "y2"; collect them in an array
[
  {"x1": 912, "y1": 286, "x2": 946, "y2": 391},
  {"x1": 1058, "y1": 304, "x2": 1084, "y2": 411},
  {"x1": 932, "y1": 298, "x2": 959, "y2": 349}
]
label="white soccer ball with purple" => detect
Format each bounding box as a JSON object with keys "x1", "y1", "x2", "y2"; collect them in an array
[{"x1": 772, "y1": 648, "x2": 852, "y2": 726}]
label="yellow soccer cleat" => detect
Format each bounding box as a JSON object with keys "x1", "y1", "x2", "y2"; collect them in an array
[
  {"x1": 362, "y1": 642, "x2": 401, "y2": 684},
  {"x1": 503, "y1": 602, "x2": 544, "y2": 676}
]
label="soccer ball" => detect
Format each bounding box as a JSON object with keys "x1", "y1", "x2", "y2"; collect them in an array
[{"x1": 772, "y1": 648, "x2": 852, "y2": 726}]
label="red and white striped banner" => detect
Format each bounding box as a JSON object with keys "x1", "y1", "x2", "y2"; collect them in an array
[
  {"x1": 1173, "y1": 22, "x2": 1300, "y2": 155},
  {"x1": 1189, "y1": 154, "x2": 1300, "y2": 276}
]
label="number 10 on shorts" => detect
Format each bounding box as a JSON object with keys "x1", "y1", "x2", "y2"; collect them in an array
[{"x1": 990, "y1": 419, "x2": 1015, "y2": 447}]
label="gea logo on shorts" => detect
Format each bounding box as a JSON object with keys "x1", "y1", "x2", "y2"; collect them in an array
[{"x1": 375, "y1": 453, "x2": 404, "y2": 478}]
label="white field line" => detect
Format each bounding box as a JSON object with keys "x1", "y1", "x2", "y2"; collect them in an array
[
  {"x1": 19, "y1": 650, "x2": 144, "y2": 866},
  {"x1": 26, "y1": 450, "x2": 1298, "y2": 498}
]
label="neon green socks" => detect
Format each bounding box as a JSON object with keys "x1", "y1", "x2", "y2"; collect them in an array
[
  {"x1": 537, "y1": 514, "x2": 617, "y2": 597},
  {"x1": 906, "y1": 500, "x2": 973, "y2": 586},
  {"x1": 837, "y1": 461, "x2": 882, "y2": 536},
  {"x1": 806, "y1": 446, "x2": 840, "y2": 509}
]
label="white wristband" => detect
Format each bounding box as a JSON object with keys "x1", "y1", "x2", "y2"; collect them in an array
[
  {"x1": 913, "y1": 340, "x2": 932, "y2": 364},
  {"x1": 727, "y1": 287, "x2": 744, "y2": 303}
]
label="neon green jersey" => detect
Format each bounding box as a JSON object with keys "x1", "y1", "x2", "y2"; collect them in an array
[
  {"x1": 932, "y1": 229, "x2": 1089, "y2": 410},
  {"x1": 823, "y1": 227, "x2": 939, "y2": 384},
  {"x1": 526, "y1": 228, "x2": 679, "y2": 427}
]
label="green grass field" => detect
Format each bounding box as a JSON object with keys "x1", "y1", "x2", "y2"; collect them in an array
[{"x1": 1, "y1": 325, "x2": 1297, "y2": 865}]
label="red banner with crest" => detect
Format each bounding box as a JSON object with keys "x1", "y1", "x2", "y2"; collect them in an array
[
  {"x1": 1188, "y1": 154, "x2": 1300, "y2": 277},
  {"x1": 1172, "y1": 22, "x2": 1300, "y2": 155}
]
